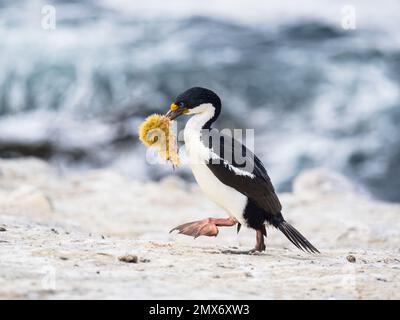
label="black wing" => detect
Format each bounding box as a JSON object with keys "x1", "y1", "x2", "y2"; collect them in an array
[{"x1": 203, "y1": 131, "x2": 282, "y2": 215}]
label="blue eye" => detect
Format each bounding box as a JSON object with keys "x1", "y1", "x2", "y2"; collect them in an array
[{"x1": 178, "y1": 102, "x2": 185, "y2": 108}]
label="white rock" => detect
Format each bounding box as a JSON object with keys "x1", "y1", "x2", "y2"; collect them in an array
[
  {"x1": 293, "y1": 167, "x2": 362, "y2": 200},
  {"x1": 0, "y1": 185, "x2": 53, "y2": 216},
  {"x1": 0, "y1": 160, "x2": 399, "y2": 299},
  {"x1": 159, "y1": 175, "x2": 186, "y2": 190}
]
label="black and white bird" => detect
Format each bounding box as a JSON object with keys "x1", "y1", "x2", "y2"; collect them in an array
[{"x1": 166, "y1": 87, "x2": 319, "y2": 253}]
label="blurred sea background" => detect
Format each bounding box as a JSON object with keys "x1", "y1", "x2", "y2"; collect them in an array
[{"x1": 0, "y1": 0, "x2": 399, "y2": 202}]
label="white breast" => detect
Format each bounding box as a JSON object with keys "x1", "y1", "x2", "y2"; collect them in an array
[
  {"x1": 183, "y1": 106, "x2": 247, "y2": 225},
  {"x1": 189, "y1": 162, "x2": 247, "y2": 225}
]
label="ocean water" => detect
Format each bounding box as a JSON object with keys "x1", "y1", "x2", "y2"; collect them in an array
[{"x1": 1, "y1": 0, "x2": 400, "y2": 202}]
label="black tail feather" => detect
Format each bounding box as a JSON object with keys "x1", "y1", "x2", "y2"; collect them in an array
[{"x1": 278, "y1": 221, "x2": 319, "y2": 254}]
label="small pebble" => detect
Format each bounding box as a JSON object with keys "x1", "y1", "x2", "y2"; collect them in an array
[
  {"x1": 347, "y1": 255, "x2": 356, "y2": 263},
  {"x1": 119, "y1": 255, "x2": 138, "y2": 263}
]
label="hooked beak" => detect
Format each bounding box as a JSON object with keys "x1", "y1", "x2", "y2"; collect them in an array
[{"x1": 165, "y1": 103, "x2": 188, "y2": 120}]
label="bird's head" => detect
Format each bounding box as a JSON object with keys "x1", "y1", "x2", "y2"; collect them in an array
[{"x1": 166, "y1": 87, "x2": 221, "y2": 127}]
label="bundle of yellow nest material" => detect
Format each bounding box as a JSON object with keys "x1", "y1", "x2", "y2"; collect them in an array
[{"x1": 138, "y1": 114, "x2": 180, "y2": 166}]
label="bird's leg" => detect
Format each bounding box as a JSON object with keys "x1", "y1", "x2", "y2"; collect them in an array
[
  {"x1": 170, "y1": 217, "x2": 237, "y2": 238},
  {"x1": 249, "y1": 226, "x2": 266, "y2": 253}
]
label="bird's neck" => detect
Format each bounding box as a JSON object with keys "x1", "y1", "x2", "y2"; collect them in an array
[
  {"x1": 185, "y1": 105, "x2": 216, "y2": 134},
  {"x1": 184, "y1": 107, "x2": 215, "y2": 159}
]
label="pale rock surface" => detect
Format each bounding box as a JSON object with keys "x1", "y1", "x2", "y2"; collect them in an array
[{"x1": 0, "y1": 158, "x2": 399, "y2": 299}]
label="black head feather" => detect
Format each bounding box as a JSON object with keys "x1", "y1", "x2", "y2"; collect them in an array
[{"x1": 174, "y1": 87, "x2": 221, "y2": 128}]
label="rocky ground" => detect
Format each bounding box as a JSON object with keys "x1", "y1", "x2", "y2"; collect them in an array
[{"x1": 0, "y1": 158, "x2": 399, "y2": 299}]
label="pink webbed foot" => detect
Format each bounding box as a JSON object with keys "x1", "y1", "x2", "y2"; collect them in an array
[{"x1": 169, "y1": 217, "x2": 236, "y2": 239}]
